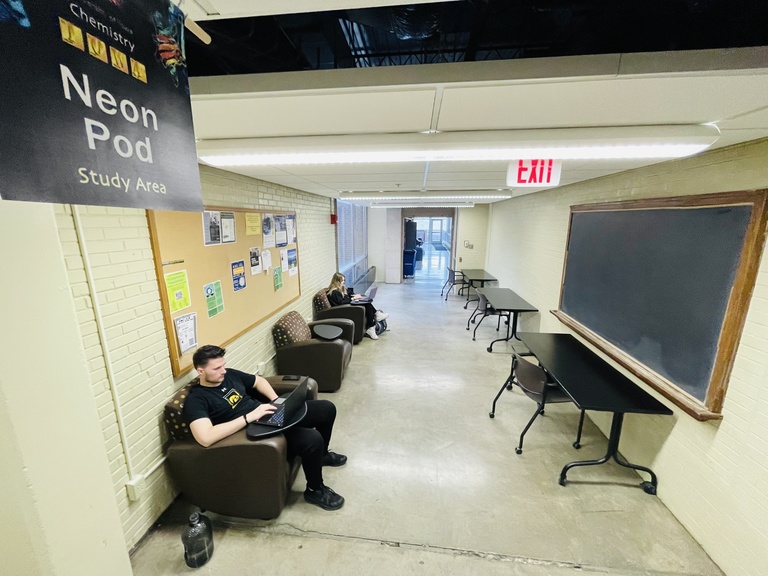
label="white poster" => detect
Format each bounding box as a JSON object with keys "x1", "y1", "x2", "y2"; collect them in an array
[
  {"x1": 221, "y1": 211, "x2": 236, "y2": 243},
  {"x1": 249, "y1": 246, "x2": 262, "y2": 275},
  {"x1": 280, "y1": 248, "x2": 289, "y2": 271},
  {"x1": 262, "y1": 213, "x2": 275, "y2": 248},
  {"x1": 287, "y1": 215, "x2": 297, "y2": 244},
  {"x1": 174, "y1": 312, "x2": 197, "y2": 355},
  {"x1": 262, "y1": 249, "x2": 273, "y2": 271}
]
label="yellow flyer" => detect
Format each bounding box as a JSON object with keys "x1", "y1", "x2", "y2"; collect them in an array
[{"x1": 164, "y1": 270, "x2": 191, "y2": 312}]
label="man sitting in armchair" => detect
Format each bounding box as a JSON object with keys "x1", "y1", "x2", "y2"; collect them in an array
[{"x1": 183, "y1": 344, "x2": 347, "y2": 511}]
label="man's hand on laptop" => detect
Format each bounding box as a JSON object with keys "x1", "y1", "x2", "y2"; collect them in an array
[{"x1": 247, "y1": 403, "x2": 277, "y2": 423}]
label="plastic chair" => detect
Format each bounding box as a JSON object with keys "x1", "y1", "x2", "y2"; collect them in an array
[
  {"x1": 441, "y1": 267, "x2": 469, "y2": 300},
  {"x1": 489, "y1": 353, "x2": 585, "y2": 454}
]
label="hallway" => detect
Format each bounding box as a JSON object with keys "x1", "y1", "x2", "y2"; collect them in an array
[{"x1": 131, "y1": 276, "x2": 721, "y2": 575}]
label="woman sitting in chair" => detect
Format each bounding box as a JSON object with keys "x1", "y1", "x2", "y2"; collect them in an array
[{"x1": 327, "y1": 272, "x2": 388, "y2": 340}]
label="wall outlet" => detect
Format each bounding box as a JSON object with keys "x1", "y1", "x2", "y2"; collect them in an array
[
  {"x1": 458, "y1": 256, "x2": 463, "y2": 262},
  {"x1": 257, "y1": 361, "x2": 267, "y2": 375},
  {"x1": 126, "y1": 475, "x2": 145, "y2": 502}
]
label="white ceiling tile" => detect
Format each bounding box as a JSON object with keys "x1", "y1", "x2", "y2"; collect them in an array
[
  {"x1": 192, "y1": 90, "x2": 436, "y2": 139},
  {"x1": 437, "y1": 76, "x2": 768, "y2": 131}
]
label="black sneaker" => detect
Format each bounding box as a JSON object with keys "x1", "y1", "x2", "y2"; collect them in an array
[
  {"x1": 304, "y1": 485, "x2": 344, "y2": 510},
  {"x1": 321, "y1": 451, "x2": 347, "y2": 467}
]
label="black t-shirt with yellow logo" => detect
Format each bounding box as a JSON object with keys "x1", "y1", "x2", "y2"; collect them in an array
[{"x1": 183, "y1": 368, "x2": 259, "y2": 425}]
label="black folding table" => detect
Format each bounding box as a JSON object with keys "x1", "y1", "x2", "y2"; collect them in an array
[
  {"x1": 470, "y1": 287, "x2": 538, "y2": 352},
  {"x1": 519, "y1": 332, "x2": 673, "y2": 494},
  {"x1": 460, "y1": 268, "x2": 497, "y2": 309}
]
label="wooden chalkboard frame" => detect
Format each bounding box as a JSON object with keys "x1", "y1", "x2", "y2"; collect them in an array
[
  {"x1": 148, "y1": 206, "x2": 301, "y2": 377},
  {"x1": 552, "y1": 190, "x2": 768, "y2": 421}
]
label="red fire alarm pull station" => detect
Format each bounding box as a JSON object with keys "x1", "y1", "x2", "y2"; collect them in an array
[{"x1": 330, "y1": 214, "x2": 338, "y2": 224}]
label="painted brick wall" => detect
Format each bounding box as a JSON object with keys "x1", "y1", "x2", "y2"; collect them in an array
[
  {"x1": 54, "y1": 164, "x2": 336, "y2": 550},
  {"x1": 486, "y1": 139, "x2": 768, "y2": 576}
]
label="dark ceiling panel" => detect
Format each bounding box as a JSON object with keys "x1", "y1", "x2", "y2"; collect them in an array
[{"x1": 184, "y1": 0, "x2": 768, "y2": 76}]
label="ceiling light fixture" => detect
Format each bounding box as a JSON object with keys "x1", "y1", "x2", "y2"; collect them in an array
[
  {"x1": 197, "y1": 125, "x2": 720, "y2": 167},
  {"x1": 369, "y1": 203, "x2": 475, "y2": 209},
  {"x1": 342, "y1": 194, "x2": 511, "y2": 201}
]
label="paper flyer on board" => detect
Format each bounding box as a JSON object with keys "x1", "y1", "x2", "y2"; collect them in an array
[
  {"x1": 249, "y1": 246, "x2": 262, "y2": 274},
  {"x1": 231, "y1": 260, "x2": 246, "y2": 291},
  {"x1": 262, "y1": 214, "x2": 275, "y2": 248},
  {"x1": 164, "y1": 270, "x2": 191, "y2": 312},
  {"x1": 262, "y1": 249, "x2": 273, "y2": 271},
  {"x1": 275, "y1": 214, "x2": 288, "y2": 246},
  {"x1": 221, "y1": 211, "x2": 236, "y2": 243},
  {"x1": 203, "y1": 280, "x2": 224, "y2": 318},
  {"x1": 174, "y1": 312, "x2": 197, "y2": 354}
]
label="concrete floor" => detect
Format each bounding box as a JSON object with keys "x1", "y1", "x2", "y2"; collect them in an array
[{"x1": 131, "y1": 264, "x2": 723, "y2": 576}]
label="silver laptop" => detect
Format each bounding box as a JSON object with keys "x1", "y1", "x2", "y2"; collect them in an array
[{"x1": 354, "y1": 286, "x2": 377, "y2": 303}]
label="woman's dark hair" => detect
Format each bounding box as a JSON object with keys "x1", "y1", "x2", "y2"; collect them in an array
[{"x1": 192, "y1": 345, "x2": 226, "y2": 368}]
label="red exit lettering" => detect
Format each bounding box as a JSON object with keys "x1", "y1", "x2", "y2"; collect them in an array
[{"x1": 508, "y1": 159, "x2": 563, "y2": 188}]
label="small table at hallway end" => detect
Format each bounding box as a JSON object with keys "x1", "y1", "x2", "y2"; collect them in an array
[
  {"x1": 519, "y1": 332, "x2": 673, "y2": 495},
  {"x1": 460, "y1": 268, "x2": 497, "y2": 309}
]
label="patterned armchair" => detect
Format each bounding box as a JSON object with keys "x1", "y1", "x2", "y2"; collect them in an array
[
  {"x1": 272, "y1": 311, "x2": 353, "y2": 392},
  {"x1": 163, "y1": 375, "x2": 318, "y2": 519},
  {"x1": 312, "y1": 288, "x2": 366, "y2": 343}
]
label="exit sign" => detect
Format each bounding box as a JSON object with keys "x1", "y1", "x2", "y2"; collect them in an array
[{"x1": 507, "y1": 159, "x2": 562, "y2": 187}]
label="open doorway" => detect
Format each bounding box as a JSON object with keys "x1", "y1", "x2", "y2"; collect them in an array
[{"x1": 410, "y1": 215, "x2": 453, "y2": 278}]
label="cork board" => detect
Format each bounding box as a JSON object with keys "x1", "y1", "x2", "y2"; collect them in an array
[{"x1": 148, "y1": 206, "x2": 300, "y2": 377}]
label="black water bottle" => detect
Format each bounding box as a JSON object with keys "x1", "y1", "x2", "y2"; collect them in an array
[{"x1": 182, "y1": 511, "x2": 214, "y2": 568}]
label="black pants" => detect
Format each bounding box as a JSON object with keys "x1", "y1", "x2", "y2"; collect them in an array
[
  {"x1": 353, "y1": 301, "x2": 378, "y2": 328},
  {"x1": 283, "y1": 399, "x2": 336, "y2": 490}
]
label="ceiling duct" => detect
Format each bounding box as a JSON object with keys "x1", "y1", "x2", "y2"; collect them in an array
[{"x1": 389, "y1": 5, "x2": 440, "y2": 40}]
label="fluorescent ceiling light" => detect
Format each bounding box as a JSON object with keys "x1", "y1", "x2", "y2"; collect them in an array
[
  {"x1": 201, "y1": 144, "x2": 710, "y2": 166},
  {"x1": 370, "y1": 203, "x2": 475, "y2": 208},
  {"x1": 197, "y1": 125, "x2": 720, "y2": 167},
  {"x1": 342, "y1": 194, "x2": 511, "y2": 201}
]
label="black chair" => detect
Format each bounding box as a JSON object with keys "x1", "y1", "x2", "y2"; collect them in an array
[
  {"x1": 490, "y1": 353, "x2": 585, "y2": 454},
  {"x1": 466, "y1": 291, "x2": 510, "y2": 340},
  {"x1": 441, "y1": 267, "x2": 469, "y2": 300}
]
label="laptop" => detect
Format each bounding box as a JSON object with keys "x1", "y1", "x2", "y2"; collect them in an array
[
  {"x1": 354, "y1": 286, "x2": 377, "y2": 303},
  {"x1": 250, "y1": 379, "x2": 308, "y2": 429}
]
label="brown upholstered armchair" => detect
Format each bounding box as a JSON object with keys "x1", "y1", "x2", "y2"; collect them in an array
[
  {"x1": 312, "y1": 288, "x2": 366, "y2": 343},
  {"x1": 272, "y1": 311, "x2": 353, "y2": 392},
  {"x1": 163, "y1": 375, "x2": 318, "y2": 519}
]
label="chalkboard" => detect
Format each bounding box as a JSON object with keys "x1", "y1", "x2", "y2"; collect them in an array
[
  {"x1": 553, "y1": 191, "x2": 768, "y2": 420},
  {"x1": 148, "y1": 207, "x2": 301, "y2": 377}
]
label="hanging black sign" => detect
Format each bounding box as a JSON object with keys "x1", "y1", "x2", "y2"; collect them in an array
[{"x1": 0, "y1": 0, "x2": 203, "y2": 211}]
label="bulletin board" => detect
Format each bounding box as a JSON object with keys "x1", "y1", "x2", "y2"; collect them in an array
[{"x1": 148, "y1": 207, "x2": 301, "y2": 377}]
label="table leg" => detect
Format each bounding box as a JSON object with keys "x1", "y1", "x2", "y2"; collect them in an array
[
  {"x1": 558, "y1": 413, "x2": 659, "y2": 495},
  {"x1": 487, "y1": 311, "x2": 515, "y2": 352},
  {"x1": 464, "y1": 281, "x2": 477, "y2": 309}
]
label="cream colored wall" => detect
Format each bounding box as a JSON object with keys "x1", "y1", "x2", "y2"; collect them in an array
[
  {"x1": 367, "y1": 208, "x2": 388, "y2": 283},
  {"x1": 455, "y1": 204, "x2": 489, "y2": 268},
  {"x1": 0, "y1": 202, "x2": 132, "y2": 576},
  {"x1": 486, "y1": 139, "x2": 768, "y2": 576},
  {"x1": 46, "y1": 165, "x2": 337, "y2": 551}
]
